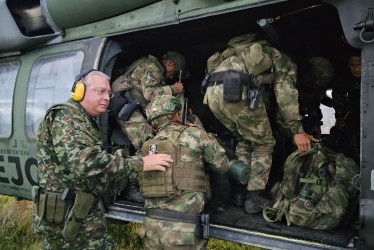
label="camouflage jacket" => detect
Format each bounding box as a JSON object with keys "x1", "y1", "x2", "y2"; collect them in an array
[
  {"x1": 262, "y1": 46, "x2": 303, "y2": 135},
  {"x1": 36, "y1": 98, "x2": 143, "y2": 197},
  {"x1": 145, "y1": 123, "x2": 229, "y2": 212},
  {"x1": 212, "y1": 46, "x2": 303, "y2": 136}
]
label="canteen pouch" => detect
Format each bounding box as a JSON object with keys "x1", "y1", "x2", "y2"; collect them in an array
[
  {"x1": 62, "y1": 191, "x2": 94, "y2": 241},
  {"x1": 288, "y1": 197, "x2": 316, "y2": 227},
  {"x1": 223, "y1": 70, "x2": 243, "y2": 102},
  {"x1": 227, "y1": 160, "x2": 251, "y2": 185}
]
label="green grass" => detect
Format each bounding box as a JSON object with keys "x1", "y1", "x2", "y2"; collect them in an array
[
  {"x1": 0, "y1": 195, "x2": 42, "y2": 250},
  {"x1": 0, "y1": 195, "x2": 260, "y2": 249}
]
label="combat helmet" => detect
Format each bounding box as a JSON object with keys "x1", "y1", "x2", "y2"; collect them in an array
[
  {"x1": 162, "y1": 51, "x2": 186, "y2": 73},
  {"x1": 146, "y1": 95, "x2": 182, "y2": 128},
  {"x1": 307, "y1": 57, "x2": 334, "y2": 86}
]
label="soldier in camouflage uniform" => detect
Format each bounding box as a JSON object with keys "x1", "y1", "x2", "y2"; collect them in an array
[
  {"x1": 330, "y1": 52, "x2": 361, "y2": 162},
  {"x1": 203, "y1": 34, "x2": 318, "y2": 214},
  {"x1": 110, "y1": 52, "x2": 186, "y2": 201},
  {"x1": 139, "y1": 95, "x2": 243, "y2": 249},
  {"x1": 32, "y1": 71, "x2": 173, "y2": 249},
  {"x1": 111, "y1": 51, "x2": 186, "y2": 151},
  {"x1": 297, "y1": 57, "x2": 335, "y2": 139}
]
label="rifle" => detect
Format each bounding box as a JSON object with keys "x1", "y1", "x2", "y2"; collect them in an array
[
  {"x1": 118, "y1": 92, "x2": 141, "y2": 121},
  {"x1": 178, "y1": 69, "x2": 182, "y2": 83},
  {"x1": 183, "y1": 97, "x2": 188, "y2": 125}
]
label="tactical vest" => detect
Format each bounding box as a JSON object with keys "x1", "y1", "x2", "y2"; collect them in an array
[
  {"x1": 263, "y1": 143, "x2": 359, "y2": 230},
  {"x1": 139, "y1": 126, "x2": 207, "y2": 198}
]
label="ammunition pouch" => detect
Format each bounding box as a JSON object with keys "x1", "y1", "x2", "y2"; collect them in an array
[
  {"x1": 35, "y1": 190, "x2": 67, "y2": 224},
  {"x1": 223, "y1": 70, "x2": 245, "y2": 102},
  {"x1": 108, "y1": 92, "x2": 141, "y2": 121},
  {"x1": 146, "y1": 209, "x2": 210, "y2": 240},
  {"x1": 62, "y1": 190, "x2": 95, "y2": 241}
]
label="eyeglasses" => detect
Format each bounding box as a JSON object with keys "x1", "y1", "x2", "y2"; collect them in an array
[{"x1": 88, "y1": 86, "x2": 114, "y2": 98}]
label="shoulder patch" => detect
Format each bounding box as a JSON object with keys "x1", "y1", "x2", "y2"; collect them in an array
[{"x1": 148, "y1": 71, "x2": 156, "y2": 79}]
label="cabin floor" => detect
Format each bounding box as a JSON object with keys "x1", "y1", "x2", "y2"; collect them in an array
[
  {"x1": 207, "y1": 205, "x2": 357, "y2": 248},
  {"x1": 113, "y1": 198, "x2": 358, "y2": 248}
]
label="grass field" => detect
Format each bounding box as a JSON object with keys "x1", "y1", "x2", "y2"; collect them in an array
[{"x1": 0, "y1": 195, "x2": 260, "y2": 249}]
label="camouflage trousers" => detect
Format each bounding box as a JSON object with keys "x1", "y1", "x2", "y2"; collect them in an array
[
  {"x1": 33, "y1": 206, "x2": 115, "y2": 249},
  {"x1": 205, "y1": 85, "x2": 275, "y2": 190},
  {"x1": 140, "y1": 217, "x2": 207, "y2": 250},
  {"x1": 116, "y1": 110, "x2": 154, "y2": 151}
]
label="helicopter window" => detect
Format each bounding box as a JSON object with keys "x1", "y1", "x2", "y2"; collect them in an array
[
  {"x1": 26, "y1": 51, "x2": 84, "y2": 139},
  {"x1": 0, "y1": 61, "x2": 20, "y2": 138}
]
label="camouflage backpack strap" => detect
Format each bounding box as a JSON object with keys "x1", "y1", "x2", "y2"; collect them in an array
[
  {"x1": 169, "y1": 125, "x2": 189, "y2": 147},
  {"x1": 283, "y1": 146, "x2": 318, "y2": 197},
  {"x1": 298, "y1": 144, "x2": 335, "y2": 193}
]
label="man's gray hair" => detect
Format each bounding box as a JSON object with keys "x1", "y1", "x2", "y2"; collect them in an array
[{"x1": 82, "y1": 71, "x2": 110, "y2": 85}]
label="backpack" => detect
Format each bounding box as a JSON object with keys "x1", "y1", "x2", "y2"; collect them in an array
[
  {"x1": 206, "y1": 33, "x2": 270, "y2": 74},
  {"x1": 263, "y1": 143, "x2": 359, "y2": 230}
]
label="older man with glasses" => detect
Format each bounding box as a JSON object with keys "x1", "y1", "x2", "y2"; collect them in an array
[{"x1": 32, "y1": 70, "x2": 173, "y2": 249}]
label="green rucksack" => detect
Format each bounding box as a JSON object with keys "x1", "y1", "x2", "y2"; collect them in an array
[
  {"x1": 206, "y1": 33, "x2": 271, "y2": 74},
  {"x1": 263, "y1": 143, "x2": 359, "y2": 230}
]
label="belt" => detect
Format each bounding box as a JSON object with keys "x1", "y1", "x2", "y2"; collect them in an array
[
  {"x1": 146, "y1": 209, "x2": 211, "y2": 240},
  {"x1": 206, "y1": 71, "x2": 251, "y2": 88},
  {"x1": 146, "y1": 208, "x2": 200, "y2": 224}
]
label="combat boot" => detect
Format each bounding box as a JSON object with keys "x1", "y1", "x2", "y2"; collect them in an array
[
  {"x1": 231, "y1": 184, "x2": 247, "y2": 207},
  {"x1": 125, "y1": 181, "x2": 145, "y2": 203},
  {"x1": 232, "y1": 193, "x2": 246, "y2": 207},
  {"x1": 244, "y1": 190, "x2": 272, "y2": 214}
]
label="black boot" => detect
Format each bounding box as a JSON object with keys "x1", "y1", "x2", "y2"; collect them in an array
[
  {"x1": 231, "y1": 184, "x2": 247, "y2": 207},
  {"x1": 244, "y1": 190, "x2": 272, "y2": 214},
  {"x1": 125, "y1": 181, "x2": 145, "y2": 203}
]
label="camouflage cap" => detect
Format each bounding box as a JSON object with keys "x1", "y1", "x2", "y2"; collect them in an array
[
  {"x1": 308, "y1": 57, "x2": 334, "y2": 86},
  {"x1": 146, "y1": 95, "x2": 182, "y2": 122},
  {"x1": 162, "y1": 51, "x2": 186, "y2": 72}
]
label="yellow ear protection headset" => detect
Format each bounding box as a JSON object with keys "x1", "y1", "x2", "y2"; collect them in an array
[{"x1": 71, "y1": 69, "x2": 96, "y2": 101}]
